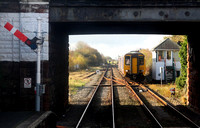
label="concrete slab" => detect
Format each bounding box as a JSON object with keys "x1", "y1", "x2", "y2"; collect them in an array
[{"x1": 0, "y1": 111, "x2": 35, "y2": 128}]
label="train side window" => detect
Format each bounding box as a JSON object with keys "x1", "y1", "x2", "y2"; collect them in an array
[
  {"x1": 139, "y1": 56, "x2": 144, "y2": 65},
  {"x1": 125, "y1": 56, "x2": 130, "y2": 65}
]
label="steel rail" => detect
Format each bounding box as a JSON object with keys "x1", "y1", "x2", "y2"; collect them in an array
[
  {"x1": 116, "y1": 68, "x2": 163, "y2": 128},
  {"x1": 75, "y1": 68, "x2": 108, "y2": 128},
  {"x1": 140, "y1": 84, "x2": 200, "y2": 128},
  {"x1": 104, "y1": 76, "x2": 125, "y2": 85},
  {"x1": 140, "y1": 85, "x2": 168, "y2": 106},
  {"x1": 112, "y1": 76, "x2": 126, "y2": 83},
  {"x1": 111, "y1": 67, "x2": 115, "y2": 128},
  {"x1": 124, "y1": 81, "x2": 162, "y2": 128}
]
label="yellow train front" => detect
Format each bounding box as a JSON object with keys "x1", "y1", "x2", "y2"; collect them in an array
[{"x1": 118, "y1": 51, "x2": 145, "y2": 83}]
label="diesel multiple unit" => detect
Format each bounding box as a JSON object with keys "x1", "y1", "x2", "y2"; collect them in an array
[{"x1": 118, "y1": 51, "x2": 145, "y2": 82}]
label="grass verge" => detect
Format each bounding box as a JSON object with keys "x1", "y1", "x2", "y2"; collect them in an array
[
  {"x1": 69, "y1": 66, "x2": 104, "y2": 95},
  {"x1": 147, "y1": 84, "x2": 187, "y2": 105},
  {"x1": 69, "y1": 72, "x2": 90, "y2": 95}
]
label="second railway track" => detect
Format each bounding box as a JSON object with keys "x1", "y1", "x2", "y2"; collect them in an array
[
  {"x1": 115, "y1": 67, "x2": 199, "y2": 128},
  {"x1": 122, "y1": 72, "x2": 200, "y2": 127}
]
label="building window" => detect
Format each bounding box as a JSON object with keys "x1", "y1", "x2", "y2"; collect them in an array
[
  {"x1": 167, "y1": 51, "x2": 171, "y2": 59},
  {"x1": 125, "y1": 56, "x2": 130, "y2": 65},
  {"x1": 158, "y1": 51, "x2": 164, "y2": 61}
]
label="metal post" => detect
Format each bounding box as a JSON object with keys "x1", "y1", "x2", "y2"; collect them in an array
[
  {"x1": 161, "y1": 70, "x2": 162, "y2": 86},
  {"x1": 36, "y1": 17, "x2": 42, "y2": 112},
  {"x1": 160, "y1": 67, "x2": 163, "y2": 87}
]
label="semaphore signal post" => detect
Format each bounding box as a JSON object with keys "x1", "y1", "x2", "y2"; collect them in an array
[{"x1": 2, "y1": 17, "x2": 44, "y2": 112}]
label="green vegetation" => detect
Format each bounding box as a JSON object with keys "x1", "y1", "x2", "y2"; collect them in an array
[
  {"x1": 69, "y1": 42, "x2": 108, "y2": 71},
  {"x1": 148, "y1": 84, "x2": 175, "y2": 98},
  {"x1": 69, "y1": 41, "x2": 108, "y2": 95},
  {"x1": 163, "y1": 35, "x2": 186, "y2": 43},
  {"x1": 69, "y1": 71, "x2": 90, "y2": 95},
  {"x1": 175, "y1": 37, "x2": 187, "y2": 89},
  {"x1": 159, "y1": 35, "x2": 188, "y2": 105},
  {"x1": 148, "y1": 84, "x2": 187, "y2": 105},
  {"x1": 164, "y1": 35, "x2": 188, "y2": 89},
  {"x1": 69, "y1": 67, "x2": 103, "y2": 95},
  {"x1": 69, "y1": 76, "x2": 89, "y2": 95}
]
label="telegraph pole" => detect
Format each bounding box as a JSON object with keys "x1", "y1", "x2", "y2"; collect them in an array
[{"x1": 36, "y1": 17, "x2": 42, "y2": 112}]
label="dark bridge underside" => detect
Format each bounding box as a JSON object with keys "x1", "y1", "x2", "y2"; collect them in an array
[
  {"x1": 50, "y1": 21, "x2": 199, "y2": 35},
  {"x1": 50, "y1": 0, "x2": 200, "y2": 7},
  {"x1": 49, "y1": 1, "x2": 200, "y2": 113},
  {"x1": 0, "y1": 0, "x2": 199, "y2": 114},
  {"x1": 49, "y1": 20, "x2": 200, "y2": 114}
]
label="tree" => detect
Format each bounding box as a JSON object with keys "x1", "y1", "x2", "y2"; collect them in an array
[
  {"x1": 164, "y1": 35, "x2": 186, "y2": 43},
  {"x1": 69, "y1": 41, "x2": 105, "y2": 71},
  {"x1": 139, "y1": 49, "x2": 152, "y2": 75},
  {"x1": 69, "y1": 51, "x2": 75, "y2": 70},
  {"x1": 74, "y1": 54, "x2": 88, "y2": 69},
  {"x1": 101, "y1": 54, "x2": 107, "y2": 64}
]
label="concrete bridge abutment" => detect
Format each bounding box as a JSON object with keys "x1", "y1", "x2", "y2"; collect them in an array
[{"x1": 49, "y1": 23, "x2": 69, "y2": 115}]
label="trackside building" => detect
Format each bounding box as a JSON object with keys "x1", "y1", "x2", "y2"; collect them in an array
[{"x1": 152, "y1": 38, "x2": 181, "y2": 81}]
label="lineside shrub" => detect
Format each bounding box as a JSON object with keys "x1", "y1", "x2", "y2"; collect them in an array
[{"x1": 175, "y1": 36, "x2": 187, "y2": 89}]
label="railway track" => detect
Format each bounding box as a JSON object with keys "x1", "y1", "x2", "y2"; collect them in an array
[
  {"x1": 75, "y1": 67, "x2": 115, "y2": 127},
  {"x1": 113, "y1": 68, "x2": 160, "y2": 127},
  {"x1": 60, "y1": 67, "x2": 199, "y2": 128}
]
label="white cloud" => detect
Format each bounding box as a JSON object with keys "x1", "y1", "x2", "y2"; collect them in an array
[
  {"x1": 69, "y1": 34, "x2": 170, "y2": 59},
  {"x1": 142, "y1": 35, "x2": 170, "y2": 50}
]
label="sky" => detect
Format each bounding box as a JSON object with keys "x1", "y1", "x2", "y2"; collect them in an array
[{"x1": 69, "y1": 34, "x2": 171, "y2": 59}]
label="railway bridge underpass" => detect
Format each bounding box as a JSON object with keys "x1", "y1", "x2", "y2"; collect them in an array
[{"x1": 0, "y1": 0, "x2": 200, "y2": 115}]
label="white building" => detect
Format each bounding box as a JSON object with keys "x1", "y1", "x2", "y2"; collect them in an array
[{"x1": 152, "y1": 38, "x2": 181, "y2": 81}]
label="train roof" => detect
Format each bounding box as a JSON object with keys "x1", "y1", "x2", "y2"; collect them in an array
[{"x1": 125, "y1": 51, "x2": 144, "y2": 56}]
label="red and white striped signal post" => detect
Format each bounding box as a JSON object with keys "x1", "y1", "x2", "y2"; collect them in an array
[
  {"x1": 3, "y1": 18, "x2": 44, "y2": 112},
  {"x1": 4, "y1": 22, "x2": 38, "y2": 51}
]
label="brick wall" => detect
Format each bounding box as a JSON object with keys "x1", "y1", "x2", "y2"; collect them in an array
[{"x1": 0, "y1": 2, "x2": 50, "y2": 111}]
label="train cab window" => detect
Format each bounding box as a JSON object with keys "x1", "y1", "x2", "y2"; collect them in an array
[
  {"x1": 125, "y1": 56, "x2": 130, "y2": 65},
  {"x1": 139, "y1": 56, "x2": 144, "y2": 65}
]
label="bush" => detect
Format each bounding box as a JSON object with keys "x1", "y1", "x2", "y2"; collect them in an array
[
  {"x1": 175, "y1": 76, "x2": 186, "y2": 89},
  {"x1": 176, "y1": 36, "x2": 187, "y2": 89}
]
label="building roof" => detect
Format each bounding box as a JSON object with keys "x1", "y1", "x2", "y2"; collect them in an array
[{"x1": 153, "y1": 38, "x2": 180, "y2": 51}]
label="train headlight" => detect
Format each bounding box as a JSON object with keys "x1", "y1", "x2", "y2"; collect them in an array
[{"x1": 125, "y1": 70, "x2": 129, "y2": 73}]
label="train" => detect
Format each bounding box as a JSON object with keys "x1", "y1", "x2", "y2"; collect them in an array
[{"x1": 118, "y1": 51, "x2": 146, "y2": 83}]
